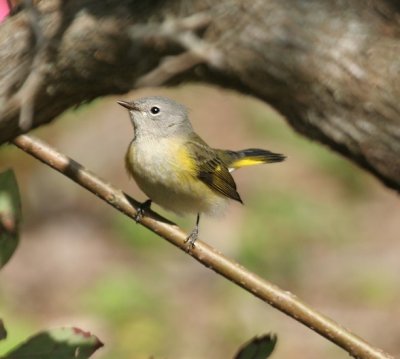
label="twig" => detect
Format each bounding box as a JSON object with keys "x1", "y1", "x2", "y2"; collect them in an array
[
  {"x1": 12, "y1": 134, "x2": 393, "y2": 359},
  {"x1": 132, "y1": 12, "x2": 223, "y2": 87},
  {"x1": 135, "y1": 52, "x2": 203, "y2": 88},
  {"x1": 21, "y1": 0, "x2": 44, "y2": 45},
  {"x1": 15, "y1": 61, "x2": 46, "y2": 131}
]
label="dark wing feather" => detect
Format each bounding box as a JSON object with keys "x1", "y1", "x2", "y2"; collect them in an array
[{"x1": 185, "y1": 134, "x2": 243, "y2": 203}]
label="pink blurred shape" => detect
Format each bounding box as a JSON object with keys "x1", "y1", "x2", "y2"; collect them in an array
[{"x1": 0, "y1": 0, "x2": 10, "y2": 23}]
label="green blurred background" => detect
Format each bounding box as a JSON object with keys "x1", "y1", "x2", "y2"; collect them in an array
[{"x1": 1, "y1": 86, "x2": 399, "y2": 358}]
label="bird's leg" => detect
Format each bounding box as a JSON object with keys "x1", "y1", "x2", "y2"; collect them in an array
[
  {"x1": 185, "y1": 213, "x2": 200, "y2": 247},
  {"x1": 134, "y1": 199, "x2": 152, "y2": 222}
]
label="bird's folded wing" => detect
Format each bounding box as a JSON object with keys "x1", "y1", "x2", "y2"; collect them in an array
[{"x1": 185, "y1": 134, "x2": 243, "y2": 203}]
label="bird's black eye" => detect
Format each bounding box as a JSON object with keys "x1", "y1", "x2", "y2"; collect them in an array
[{"x1": 150, "y1": 106, "x2": 160, "y2": 115}]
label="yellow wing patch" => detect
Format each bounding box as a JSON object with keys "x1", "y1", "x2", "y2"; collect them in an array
[
  {"x1": 177, "y1": 145, "x2": 196, "y2": 175},
  {"x1": 178, "y1": 133, "x2": 242, "y2": 203},
  {"x1": 125, "y1": 145, "x2": 133, "y2": 178}
]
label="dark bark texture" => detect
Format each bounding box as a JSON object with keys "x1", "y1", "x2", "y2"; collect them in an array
[{"x1": 1, "y1": 0, "x2": 400, "y2": 191}]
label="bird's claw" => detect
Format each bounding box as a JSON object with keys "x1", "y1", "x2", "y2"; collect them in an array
[
  {"x1": 185, "y1": 227, "x2": 198, "y2": 248},
  {"x1": 134, "y1": 199, "x2": 152, "y2": 222}
]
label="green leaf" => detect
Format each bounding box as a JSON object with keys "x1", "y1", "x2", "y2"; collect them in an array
[
  {"x1": 2, "y1": 327, "x2": 103, "y2": 359},
  {"x1": 0, "y1": 320, "x2": 7, "y2": 341},
  {"x1": 234, "y1": 333, "x2": 277, "y2": 359},
  {"x1": 0, "y1": 169, "x2": 21, "y2": 269}
]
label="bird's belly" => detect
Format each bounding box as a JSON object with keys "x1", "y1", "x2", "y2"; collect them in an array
[{"x1": 127, "y1": 141, "x2": 227, "y2": 216}]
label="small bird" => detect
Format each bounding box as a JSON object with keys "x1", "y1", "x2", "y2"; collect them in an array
[{"x1": 118, "y1": 96, "x2": 285, "y2": 246}]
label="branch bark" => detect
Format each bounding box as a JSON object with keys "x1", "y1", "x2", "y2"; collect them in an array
[
  {"x1": 1, "y1": 1, "x2": 400, "y2": 190},
  {"x1": 13, "y1": 134, "x2": 394, "y2": 359}
]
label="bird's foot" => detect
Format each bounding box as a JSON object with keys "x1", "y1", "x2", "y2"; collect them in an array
[
  {"x1": 134, "y1": 199, "x2": 152, "y2": 222},
  {"x1": 185, "y1": 227, "x2": 199, "y2": 248}
]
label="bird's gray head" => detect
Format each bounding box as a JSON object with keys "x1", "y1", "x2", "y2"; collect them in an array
[{"x1": 117, "y1": 96, "x2": 193, "y2": 140}]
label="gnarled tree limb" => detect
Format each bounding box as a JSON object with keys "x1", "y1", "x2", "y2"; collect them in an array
[{"x1": 1, "y1": 0, "x2": 400, "y2": 190}]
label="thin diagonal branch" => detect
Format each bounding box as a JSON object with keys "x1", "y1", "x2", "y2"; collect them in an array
[{"x1": 12, "y1": 134, "x2": 393, "y2": 359}]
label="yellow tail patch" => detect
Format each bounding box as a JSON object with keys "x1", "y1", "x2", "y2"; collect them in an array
[{"x1": 230, "y1": 157, "x2": 268, "y2": 169}]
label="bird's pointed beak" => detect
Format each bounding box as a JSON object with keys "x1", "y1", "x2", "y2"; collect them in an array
[{"x1": 117, "y1": 100, "x2": 139, "y2": 111}]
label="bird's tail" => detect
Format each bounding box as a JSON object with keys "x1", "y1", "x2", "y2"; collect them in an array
[{"x1": 217, "y1": 148, "x2": 286, "y2": 170}]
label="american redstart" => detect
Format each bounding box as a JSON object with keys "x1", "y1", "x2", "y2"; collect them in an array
[{"x1": 118, "y1": 96, "x2": 285, "y2": 245}]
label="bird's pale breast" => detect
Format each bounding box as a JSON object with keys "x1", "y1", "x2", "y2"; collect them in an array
[{"x1": 126, "y1": 137, "x2": 227, "y2": 215}]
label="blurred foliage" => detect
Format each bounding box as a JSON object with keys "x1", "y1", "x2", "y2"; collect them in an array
[
  {"x1": 244, "y1": 104, "x2": 369, "y2": 198},
  {"x1": 0, "y1": 321, "x2": 6, "y2": 341},
  {"x1": 80, "y1": 272, "x2": 167, "y2": 358},
  {"x1": 0, "y1": 318, "x2": 35, "y2": 356},
  {"x1": 81, "y1": 272, "x2": 161, "y2": 322},
  {"x1": 0, "y1": 327, "x2": 103, "y2": 359},
  {"x1": 238, "y1": 189, "x2": 357, "y2": 283},
  {"x1": 112, "y1": 213, "x2": 163, "y2": 250},
  {"x1": 0, "y1": 170, "x2": 21, "y2": 269},
  {"x1": 341, "y1": 269, "x2": 399, "y2": 306},
  {"x1": 234, "y1": 333, "x2": 277, "y2": 359}
]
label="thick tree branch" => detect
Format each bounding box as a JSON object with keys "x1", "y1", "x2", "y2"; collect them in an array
[
  {"x1": 1, "y1": 0, "x2": 400, "y2": 191},
  {"x1": 135, "y1": 51, "x2": 204, "y2": 87},
  {"x1": 133, "y1": 12, "x2": 223, "y2": 87},
  {"x1": 13, "y1": 134, "x2": 393, "y2": 359}
]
